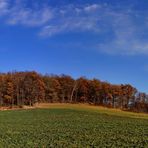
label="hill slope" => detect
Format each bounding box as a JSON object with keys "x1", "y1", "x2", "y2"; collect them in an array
[{"x1": 0, "y1": 104, "x2": 148, "y2": 147}]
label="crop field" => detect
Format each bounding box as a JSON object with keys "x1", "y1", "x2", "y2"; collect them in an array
[{"x1": 0, "y1": 104, "x2": 148, "y2": 147}]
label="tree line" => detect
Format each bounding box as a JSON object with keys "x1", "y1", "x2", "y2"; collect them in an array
[{"x1": 0, "y1": 71, "x2": 147, "y2": 112}]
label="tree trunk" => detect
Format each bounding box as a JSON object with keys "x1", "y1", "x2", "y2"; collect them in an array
[{"x1": 70, "y1": 81, "x2": 77, "y2": 103}]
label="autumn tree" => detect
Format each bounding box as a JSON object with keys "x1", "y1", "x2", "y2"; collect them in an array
[
  {"x1": 0, "y1": 71, "x2": 147, "y2": 113},
  {"x1": 3, "y1": 73, "x2": 14, "y2": 106},
  {"x1": 0, "y1": 74, "x2": 5, "y2": 106},
  {"x1": 43, "y1": 75, "x2": 61, "y2": 102},
  {"x1": 76, "y1": 77, "x2": 89, "y2": 103},
  {"x1": 23, "y1": 72, "x2": 45, "y2": 106},
  {"x1": 56, "y1": 75, "x2": 75, "y2": 103},
  {"x1": 89, "y1": 79, "x2": 102, "y2": 104}
]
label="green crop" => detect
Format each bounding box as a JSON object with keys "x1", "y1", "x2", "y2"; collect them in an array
[{"x1": 0, "y1": 108, "x2": 148, "y2": 147}]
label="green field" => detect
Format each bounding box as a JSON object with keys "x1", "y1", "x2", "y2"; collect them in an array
[{"x1": 0, "y1": 104, "x2": 148, "y2": 147}]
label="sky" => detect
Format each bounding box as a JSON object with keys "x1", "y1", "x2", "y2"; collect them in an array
[{"x1": 0, "y1": 0, "x2": 148, "y2": 93}]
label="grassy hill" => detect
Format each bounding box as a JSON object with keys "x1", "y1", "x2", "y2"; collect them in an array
[{"x1": 0, "y1": 104, "x2": 148, "y2": 147}]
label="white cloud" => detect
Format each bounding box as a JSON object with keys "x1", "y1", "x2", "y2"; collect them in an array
[
  {"x1": 0, "y1": 0, "x2": 53, "y2": 26},
  {"x1": 99, "y1": 38, "x2": 148, "y2": 55},
  {"x1": 0, "y1": 0, "x2": 7, "y2": 9},
  {"x1": 39, "y1": 4, "x2": 103, "y2": 36},
  {"x1": 45, "y1": 4, "x2": 148, "y2": 56},
  {"x1": 39, "y1": 16, "x2": 100, "y2": 37},
  {"x1": 0, "y1": 0, "x2": 9, "y2": 15},
  {"x1": 0, "y1": 1, "x2": 148, "y2": 55},
  {"x1": 7, "y1": 7, "x2": 53, "y2": 26},
  {"x1": 97, "y1": 11, "x2": 148, "y2": 55},
  {"x1": 84, "y1": 4, "x2": 101, "y2": 12},
  {"x1": 39, "y1": 3, "x2": 148, "y2": 55}
]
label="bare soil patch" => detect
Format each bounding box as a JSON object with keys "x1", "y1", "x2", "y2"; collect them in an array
[{"x1": 0, "y1": 105, "x2": 35, "y2": 111}]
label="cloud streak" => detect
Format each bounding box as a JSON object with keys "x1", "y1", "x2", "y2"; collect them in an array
[
  {"x1": 0, "y1": 0, "x2": 9, "y2": 15},
  {"x1": 0, "y1": 0, "x2": 53, "y2": 26},
  {"x1": 38, "y1": 3, "x2": 148, "y2": 55},
  {"x1": 7, "y1": 7, "x2": 53, "y2": 26},
  {"x1": 98, "y1": 12, "x2": 148, "y2": 55},
  {"x1": 1, "y1": 0, "x2": 148, "y2": 55},
  {"x1": 39, "y1": 4, "x2": 103, "y2": 36}
]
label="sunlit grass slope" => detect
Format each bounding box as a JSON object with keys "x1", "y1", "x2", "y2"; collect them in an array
[{"x1": 38, "y1": 103, "x2": 148, "y2": 119}]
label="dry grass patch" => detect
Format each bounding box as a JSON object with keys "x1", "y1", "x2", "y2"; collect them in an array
[{"x1": 37, "y1": 103, "x2": 148, "y2": 119}]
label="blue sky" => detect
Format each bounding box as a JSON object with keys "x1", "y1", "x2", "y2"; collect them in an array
[{"x1": 0, "y1": 0, "x2": 148, "y2": 93}]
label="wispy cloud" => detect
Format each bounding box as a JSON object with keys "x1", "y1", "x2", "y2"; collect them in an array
[
  {"x1": 0, "y1": 0, "x2": 53, "y2": 26},
  {"x1": 0, "y1": 0, "x2": 9, "y2": 15},
  {"x1": 1, "y1": 0, "x2": 148, "y2": 55},
  {"x1": 84, "y1": 4, "x2": 101, "y2": 12},
  {"x1": 7, "y1": 7, "x2": 53, "y2": 26},
  {"x1": 39, "y1": 4, "x2": 102, "y2": 36},
  {"x1": 97, "y1": 10, "x2": 148, "y2": 55}
]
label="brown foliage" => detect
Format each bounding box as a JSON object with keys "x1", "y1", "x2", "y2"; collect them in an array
[{"x1": 0, "y1": 71, "x2": 147, "y2": 113}]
